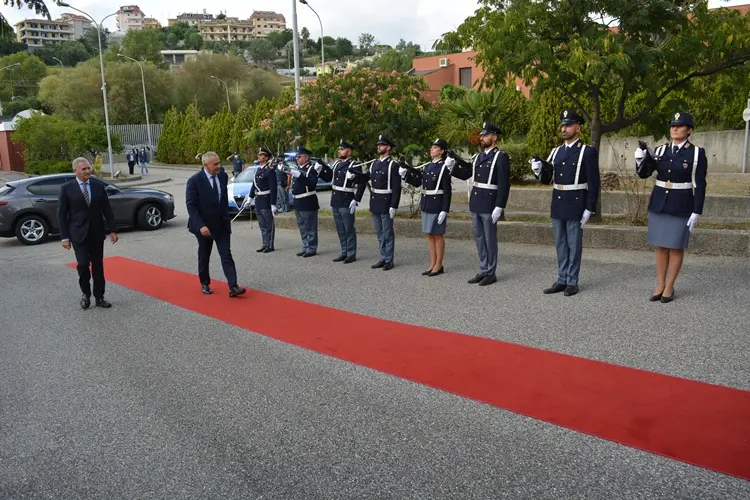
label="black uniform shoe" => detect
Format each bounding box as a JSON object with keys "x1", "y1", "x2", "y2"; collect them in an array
[
  {"x1": 80, "y1": 294, "x2": 91, "y2": 309},
  {"x1": 303, "y1": 252, "x2": 316, "y2": 258},
  {"x1": 296, "y1": 251, "x2": 306, "y2": 256},
  {"x1": 371, "y1": 261, "x2": 385, "y2": 269},
  {"x1": 256, "y1": 247, "x2": 267, "y2": 253},
  {"x1": 229, "y1": 285, "x2": 247, "y2": 297},
  {"x1": 564, "y1": 285, "x2": 579, "y2": 296},
  {"x1": 478, "y1": 275, "x2": 497, "y2": 286},
  {"x1": 262, "y1": 247, "x2": 274, "y2": 253},
  {"x1": 201, "y1": 284, "x2": 213, "y2": 294},
  {"x1": 661, "y1": 292, "x2": 675, "y2": 303},
  {"x1": 382, "y1": 261, "x2": 394, "y2": 271},
  {"x1": 649, "y1": 293, "x2": 663, "y2": 302},
  {"x1": 333, "y1": 255, "x2": 347, "y2": 262},
  {"x1": 343, "y1": 256, "x2": 356, "y2": 264},
  {"x1": 428, "y1": 267, "x2": 444, "y2": 277},
  {"x1": 421, "y1": 269, "x2": 432, "y2": 276},
  {"x1": 95, "y1": 298, "x2": 112, "y2": 308},
  {"x1": 544, "y1": 283, "x2": 566, "y2": 294},
  {"x1": 467, "y1": 274, "x2": 484, "y2": 284}
]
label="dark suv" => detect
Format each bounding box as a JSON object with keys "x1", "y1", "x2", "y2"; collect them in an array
[{"x1": 0, "y1": 174, "x2": 176, "y2": 245}]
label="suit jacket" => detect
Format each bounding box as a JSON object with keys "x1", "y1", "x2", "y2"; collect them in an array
[
  {"x1": 186, "y1": 169, "x2": 232, "y2": 236},
  {"x1": 57, "y1": 178, "x2": 117, "y2": 243}
]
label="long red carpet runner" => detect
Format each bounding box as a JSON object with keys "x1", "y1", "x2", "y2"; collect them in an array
[{"x1": 70, "y1": 257, "x2": 750, "y2": 480}]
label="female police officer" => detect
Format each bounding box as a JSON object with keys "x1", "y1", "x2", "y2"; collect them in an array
[{"x1": 634, "y1": 112, "x2": 707, "y2": 303}]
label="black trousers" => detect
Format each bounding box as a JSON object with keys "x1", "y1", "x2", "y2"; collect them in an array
[
  {"x1": 73, "y1": 237, "x2": 105, "y2": 299},
  {"x1": 127, "y1": 161, "x2": 135, "y2": 175},
  {"x1": 196, "y1": 230, "x2": 238, "y2": 287}
]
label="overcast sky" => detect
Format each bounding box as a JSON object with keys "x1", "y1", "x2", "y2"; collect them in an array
[{"x1": 0, "y1": 0, "x2": 743, "y2": 48}]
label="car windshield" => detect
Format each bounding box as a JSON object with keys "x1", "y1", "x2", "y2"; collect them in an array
[{"x1": 234, "y1": 167, "x2": 258, "y2": 183}]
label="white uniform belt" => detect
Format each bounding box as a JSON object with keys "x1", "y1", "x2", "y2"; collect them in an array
[
  {"x1": 255, "y1": 189, "x2": 271, "y2": 195},
  {"x1": 293, "y1": 191, "x2": 316, "y2": 199},
  {"x1": 553, "y1": 183, "x2": 588, "y2": 191},
  {"x1": 333, "y1": 185, "x2": 356, "y2": 193},
  {"x1": 371, "y1": 188, "x2": 392, "y2": 194},
  {"x1": 655, "y1": 180, "x2": 692, "y2": 190},
  {"x1": 472, "y1": 181, "x2": 498, "y2": 191},
  {"x1": 422, "y1": 189, "x2": 444, "y2": 195}
]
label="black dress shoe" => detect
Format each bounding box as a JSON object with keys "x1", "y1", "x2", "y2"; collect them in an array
[
  {"x1": 371, "y1": 261, "x2": 385, "y2": 269},
  {"x1": 564, "y1": 285, "x2": 579, "y2": 296},
  {"x1": 421, "y1": 269, "x2": 432, "y2": 276},
  {"x1": 649, "y1": 293, "x2": 663, "y2": 302},
  {"x1": 303, "y1": 251, "x2": 316, "y2": 258},
  {"x1": 256, "y1": 247, "x2": 267, "y2": 253},
  {"x1": 262, "y1": 247, "x2": 274, "y2": 253},
  {"x1": 80, "y1": 294, "x2": 91, "y2": 309},
  {"x1": 296, "y1": 251, "x2": 306, "y2": 256},
  {"x1": 428, "y1": 267, "x2": 444, "y2": 277},
  {"x1": 478, "y1": 274, "x2": 497, "y2": 286},
  {"x1": 382, "y1": 261, "x2": 394, "y2": 271},
  {"x1": 95, "y1": 298, "x2": 112, "y2": 308},
  {"x1": 333, "y1": 255, "x2": 347, "y2": 262},
  {"x1": 229, "y1": 285, "x2": 247, "y2": 297},
  {"x1": 467, "y1": 274, "x2": 484, "y2": 284},
  {"x1": 201, "y1": 284, "x2": 213, "y2": 294},
  {"x1": 343, "y1": 256, "x2": 356, "y2": 264},
  {"x1": 661, "y1": 292, "x2": 675, "y2": 303},
  {"x1": 544, "y1": 283, "x2": 566, "y2": 294}
]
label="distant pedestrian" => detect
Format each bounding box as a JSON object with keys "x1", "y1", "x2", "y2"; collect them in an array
[
  {"x1": 139, "y1": 146, "x2": 150, "y2": 175},
  {"x1": 227, "y1": 152, "x2": 245, "y2": 178},
  {"x1": 127, "y1": 148, "x2": 137, "y2": 175}
]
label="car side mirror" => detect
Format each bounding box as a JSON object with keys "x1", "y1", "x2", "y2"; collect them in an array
[{"x1": 105, "y1": 185, "x2": 118, "y2": 195}]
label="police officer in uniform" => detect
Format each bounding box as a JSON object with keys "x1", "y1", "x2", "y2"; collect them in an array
[
  {"x1": 289, "y1": 145, "x2": 322, "y2": 257},
  {"x1": 330, "y1": 139, "x2": 361, "y2": 263},
  {"x1": 248, "y1": 146, "x2": 278, "y2": 253},
  {"x1": 448, "y1": 122, "x2": 510, "y2": 286},
  {"x1": 400, "y1": 138, "x2": 452, "y2": 276},
  {"x1": 353, "y1": 134, "x2": 402, "y2": 270},
  {"x1": 634, "y1": 112, "x2": 707, "y2": 303},
  {"x1": 531, "y1": 109, "x2": 600, "y2": 297}
]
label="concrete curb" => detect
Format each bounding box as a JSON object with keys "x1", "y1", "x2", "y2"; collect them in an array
[
  {"x1": 117, "y1": 177, "x2": 173, "y2": 188},
  {"x1": 271, "y1": 214, "x2": 750, "y2": 258}
]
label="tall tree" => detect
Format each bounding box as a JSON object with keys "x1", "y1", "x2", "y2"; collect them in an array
[
  {"x1": 441, "y1": 0, "x2": 750, "y2": 154},
  {"x1": 358, "y1": 32, "x2": 376, "y2": 54},
  {"x1": 247, "y1": 38, "x2": 276, "y2": 67},
  {"x1": 300, "y1": 26, "x2": 310, "y2": 51},
  {"x1": 121, "y1": 29, "x2": 167, "y2": 68}
]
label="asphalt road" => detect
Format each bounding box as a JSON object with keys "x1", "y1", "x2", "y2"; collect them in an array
[{"x1": 1, "y1": 170, "x2": 749, "y2": 499}]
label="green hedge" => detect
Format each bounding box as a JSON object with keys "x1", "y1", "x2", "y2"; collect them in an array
[
  {"x1": 25, "y1": 160, "x2": 71, "y2": 175},
  {"x1": 501, "y1": 142, "x2": 530, "y2": 183}
]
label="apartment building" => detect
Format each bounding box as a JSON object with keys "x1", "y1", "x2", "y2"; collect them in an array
[
  {"x1": 15, "y1": 19, "x2": 75, "y2": 48},
  {"x1": 143, "y1": 18, "x2": 161, "y2": 29},
  {"x1": 116, "y1": 5, "x2": 146, "y2": 32},
  {"x1": 198, "y1": 18, "x2": 256, "y2": 43},
  {"x1": 168, "y1": 11, "x2": 215, "y2": 27},
  {"x1": 249, "y1": 11, "x2": 286, "y2": 37},
  {"x1": 56, "y1": 13, "x2": 92, "y2": 39}
]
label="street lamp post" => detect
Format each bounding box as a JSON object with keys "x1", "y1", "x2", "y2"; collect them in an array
[
  {"x1": 56, "y1": 1, "x2": 116, "y2": 178},
  {"x1": 52, "y1": 56, "x2": 64, "y2": 68},
  {"x1": 1, "y1": 63, "x2": 21, "y2": 101},
  {"x1": 299, "y1": 0, "x2": 324, "y2": 74},
  {"x1": 118, "y1": 54, "x2": 152, "y2": 151},
  {"x1": 291, "y1": 0, "x2": 301, "y2": 107},
  {"x1": 210, "y1": 75, "x2": 231, "y2": 112}
]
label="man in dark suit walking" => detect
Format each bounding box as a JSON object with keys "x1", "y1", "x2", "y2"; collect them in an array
[
  {"x1": 58, "y1": 157, "x2": 119, "y2": 309},
  {"x1": 186, "y1": 151, "x2": 246, "y2": 297}
]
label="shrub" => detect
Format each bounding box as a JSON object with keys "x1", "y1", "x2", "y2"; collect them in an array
[
  {"x1": 25, "y1": 160, "x2": 71, "y2": 175},
  {"x1": 500, "y1": 142, "x2": 530, "y2": 183}
]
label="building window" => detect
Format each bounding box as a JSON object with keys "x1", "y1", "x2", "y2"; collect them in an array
[{"x1": 459, "y1": 67, "x2": 472, "y2": 88}]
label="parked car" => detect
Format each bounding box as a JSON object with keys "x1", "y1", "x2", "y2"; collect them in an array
[{"x1": 0, "y1": 174, "x2": 176, "y2": 245}]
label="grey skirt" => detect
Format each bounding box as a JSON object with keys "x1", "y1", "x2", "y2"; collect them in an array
[
  {"x1": 422, "y1": 212, "x2": 446, "y2": 234},
  {"x1": 647, "y1": 211, "x2": 690, "y2": 249}
]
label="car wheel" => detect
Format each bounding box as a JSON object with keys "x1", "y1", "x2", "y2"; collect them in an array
[
  {"x1": 138, "y1": 203, "x2": 163, "y2": 230},
  {"x1": 15, "y1": 214, "x2": 49, "y2": 245}
]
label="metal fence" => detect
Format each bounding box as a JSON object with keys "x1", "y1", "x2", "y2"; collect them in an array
[{"x1": 111, "y1": 124, "x2": 163, "y2": 151}]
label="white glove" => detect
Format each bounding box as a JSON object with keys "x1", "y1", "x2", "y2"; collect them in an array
[
  {"x1": 314, "y1": 162, "x2": 323, "y2": 173},
  {"x1": 389, "y1": 207, "x2": 396, "y2": 219},
  {"x1": 241, "y1": 196, "x2": 251, "y2": 209},
  {"x1": 349, "y1": 200, "x2": 358, "y2": 214},
  {"x1": 290, "y1": 169, "x2": 301, "y2": 178},
  {"x1": 634, "y1": 148, "x2": 645, "y2": 165},
  {"x1": 345, "y1": 170, "x2": 356, "y2": 180},
  {"x1": 271, "y1": 205, "x2": 278, "y2": 216},
  {"x1": 398, "y1": 166, "x2": 407, "y2": 178},
  {"x1": 444, "y1": 156, "x2": 456, "y2": 170},
  {"x1": 491, "y1": 207, "x2": 503, "y2": 224},
  {"x1": 437, "y1": 211, "x2": 447, "y2": 224},
  {"x1": 580, "y1": 209, "x2": 592, "y2": 228},
  {"x1": 530, "y1": 159, "x2": 542, "y2": 176},
  {"x1": 687, "y1": 213, "x2": 699, "y2": 233}
]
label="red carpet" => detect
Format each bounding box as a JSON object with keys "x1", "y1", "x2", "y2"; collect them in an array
[{"x1": 71, "y1": 257, "x2": 750, "y2": 480}]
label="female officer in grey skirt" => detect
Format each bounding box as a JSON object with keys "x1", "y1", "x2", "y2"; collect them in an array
[
  {"x1": 634, "y1": 112, "x2": 707, "y2": 303},
  {"x1": 399, "y1": 138, "x2": 452, "y2": 276}
]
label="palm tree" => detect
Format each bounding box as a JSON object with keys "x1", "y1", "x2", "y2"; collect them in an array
[{"x1": 300, "y1": 27, "x2": 310, "y2": 52}]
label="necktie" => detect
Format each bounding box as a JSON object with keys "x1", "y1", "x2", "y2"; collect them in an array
[
  {"x1": 673, "y1": 146, "x2": 678, "y2": 155},
  {"x1": 81, "y1": 182, "x2": 90, "y2": 206},
  {"x1": 211, "y1": 175, "x2": 220, "y2": 201}
]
